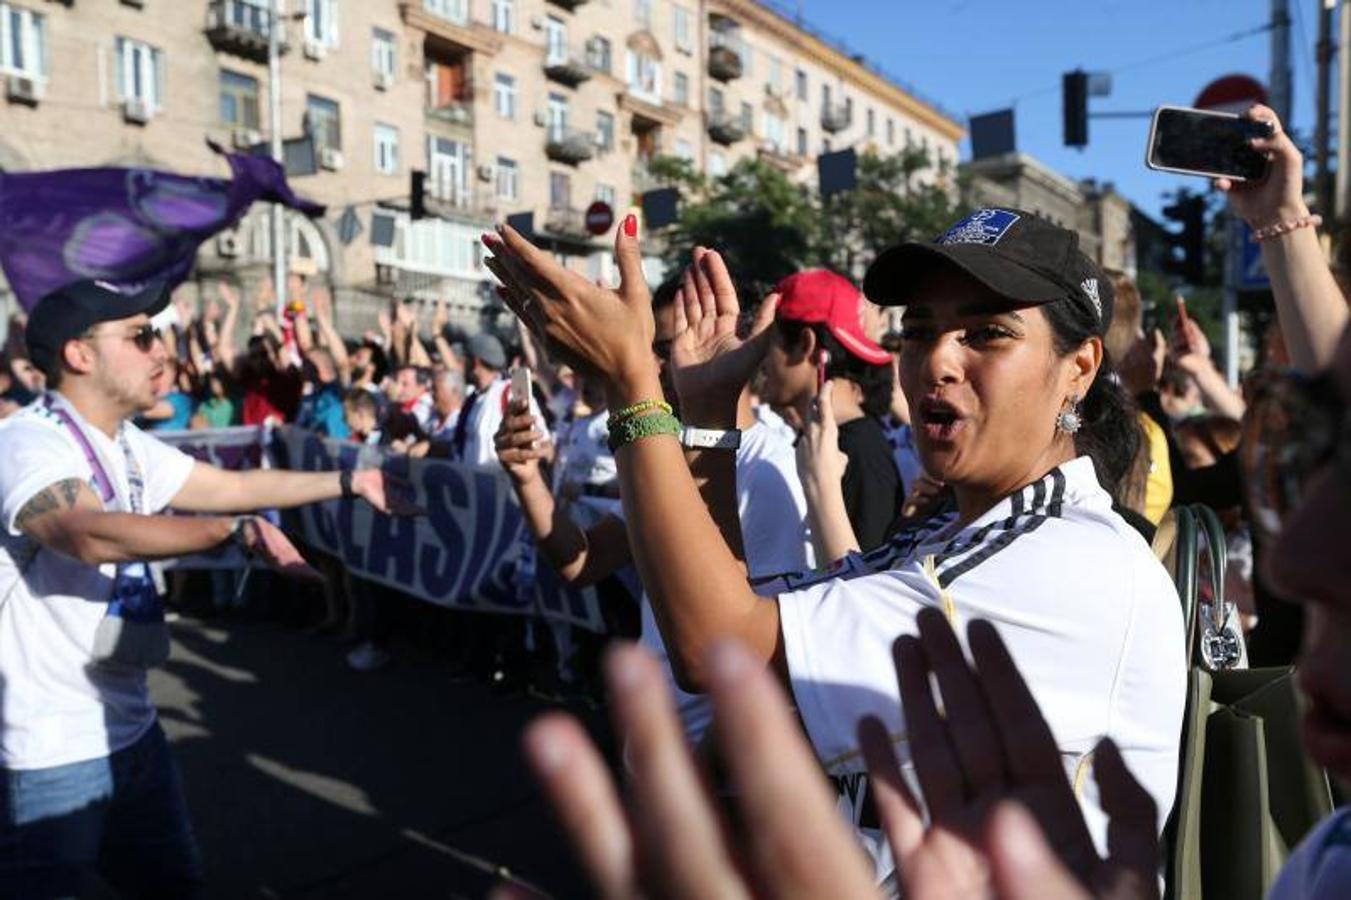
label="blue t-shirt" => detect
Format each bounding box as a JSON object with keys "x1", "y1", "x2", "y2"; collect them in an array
[
  {"x1": 149, "y1": 392, "x2": 194, "y2": 431},
  {"x1": 298, "y1": 383, "x2": 350, "y2": 439}
]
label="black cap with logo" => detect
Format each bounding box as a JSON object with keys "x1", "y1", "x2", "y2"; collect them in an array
[
  {"x1": 863, "y1": 208, "x2": 1113, "y2": 335},
  {"x1": 26, "y1": 279, "x2": 173, "y2": 377}
]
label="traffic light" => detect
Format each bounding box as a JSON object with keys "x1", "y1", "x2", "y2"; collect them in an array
[
  {"x1": 1062, "y1": 70, "x2": 1088, "y2": 148},
  {"x1": 410, "y1": 170, "x2": 427, "y2": 220},
  {"x1": 1162, "y1": 192, "x2": 1207, "y2": 284}
]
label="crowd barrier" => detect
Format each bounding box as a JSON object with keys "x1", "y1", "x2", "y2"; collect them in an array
[{"x1": 157, "y1": 426, "x2": 615, "y2": 631}]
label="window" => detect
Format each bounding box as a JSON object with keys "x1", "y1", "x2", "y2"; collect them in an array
[
  {"x1": 493, "y1": 72, "x2": 516, "y2": 119},
  {"x1": 634, "y1": 0, "x2": 651, "y2": 28},
  {"x1": 303, "y1": 0, "x2": 339, "y2": 48},
  {"x1": 673, "y1": 71, "x2": 688, "y2": 106},
  {"x1": 708, "y1": 86, "x2": 724, "y2": 114},
  {"x1": 547, "y1": 92, "x2": 568, "y2": 138},
  {"x1": 886, "y1": 118, "x2": 894, "y2": 146},
  {"x1": 844, "y1": 96, "x2": 853, "y2": 122},
  {"x1": 821, "y1": 83, "x2": 831, "y2": 107},
  {"x1": 795, "y1": 68, "x2": 807, "y2": 101},
  {"x1": 428, "y1": 136, "x2": 466, "y2": 201},
  {"x1": 822, "y1": 137, "x2": 831, "y2": 154},
  {"x1": 545, "y1": 16, "x2": 566, "y2": 64},
  {"x1": 866, "y1": 108, "x2": 874, "y2": 138},
  {"x1": 219, "y1": 70, "x2": 260, "y2": 129},
  {"x1": 371, "y1": 27, "x2": 396, "y2": 78},
  {"x1": 768, "y1": 55, "x2": 781, "y2": 93},
  {"x1": 549, "y1": 171, "x2": 571, "y2": 210},
  {"x1": 587, "y1": 36, "x2": 611, "y2": 74},
  {"x1": 496, "y1": 156, "x2": 518, "y2": 200},
  {"x1": 596, "y1": 110, "x2": 615, "y2": 152},
  {"x1": 673, "y1": 6, "x2": 692, "y2": 53},
  {"x1": 376, "y1": 216, "x2": 484, "y2": 279},
  {"x1": 115, "y1": 37, "x2": 163, "y2": 111},
  {"x1": 904, "y1": 127, "x2": 912, "y2": 147},
  {"x1": 796, "y1": 126, "x2": 807, "y2": 156},
  {"x1": 595, "y1": 183, "x2": 616, "y2": 207},
  {"x1": 304, "y1": 94, "x2": 341, "y2": 150},
  {"x1": 373, "y1": 123, "x2": 399, "y2": 174},
  {"x1": 708, "y1": 152, "x2": 725, "y2": 176},
  {"x1": 426, "y1": 51, "x2": 469, "y2": 108},
  {"x1": 492, "y1": 0, "x2": 514, "y2": 33},
  {"x1": 0, "y1": 3, "x2": 45, "y2": 79},
  {"x1": 764, "y1": 111, "x2": 785, "y2": 150},
  {"x1": 626, "y1": 50, "x2": 660, "y2": 102},
  {"x1": 675, "y1": 138, "x2": 693, "y2": 159},
  {"x1": 423, "y1": 0, "x2": 467, "y2": 24},
  {"x1": 739, "y1": 101, "x2": 752, "y2": 132}
]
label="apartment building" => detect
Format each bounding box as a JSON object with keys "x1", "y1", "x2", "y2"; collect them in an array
[{"x1": 0, "y1": 0, "x2": 962, "y2": 333}]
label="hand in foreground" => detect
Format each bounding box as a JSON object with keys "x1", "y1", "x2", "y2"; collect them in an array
[
  {"x1": 1217, "y1": 104, "x2": 1307, "y2": 228},
  {"x1": 861, "y1": 608, "x2": 1159, "y2": 900},
  {"x1": 900, "y1": 473, "x2": 948, "y2": 521},
  {"x1": 234, "y1": 516, "x2": 321, "y2": 580},
  {"x1": 1169, "y1": 310, "x2": 1214, "y2": 377},
  {"x1": 494, "y1": 400, "x2": 551, "y2": 486},
  {"x1": 668, "y1": 247, "x2": 778, "y2": 425},
  {"x1": 481, "y1": 218, "x2": 655, "y2": 389},
  {"x1": 523, "y1": 640, "x2": 880, "y2": 900},
  {"x1": 797, "y1": 379, "x2": 849, "y2": 493},
  {"x1": 349, "y1": 468, "x2": 425, "y2": 516}
]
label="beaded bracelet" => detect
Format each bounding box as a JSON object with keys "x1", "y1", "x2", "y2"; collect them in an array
[
  {"x1": 608, "y1": 411, "x2": 682, "y2": 451},
  {"x1": 1252, "y1": 213, "x2": 1323, "y2": 242},
  {"x1": 611, "y1": 398, "x2": 674, "y2": 425}
]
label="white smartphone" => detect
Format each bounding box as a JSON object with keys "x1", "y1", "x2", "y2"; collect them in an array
[
  {"x1": 1145, "y1": 105, "x2": 1273, "y2": 182},
  {"x1": 510, "y1": 366, "x2": 531, "y2": 409}
]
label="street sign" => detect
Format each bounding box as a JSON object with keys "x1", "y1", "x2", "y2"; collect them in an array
[
  {"x1": 584, "y1": 200, "x2": 615, "y2": 236},
  {"x1": 1194, "y1": 74, "x2": 1268, "y2": 113},
  {"x1": 1231, "y1": 219, "x2": 1270, "y2": 291},
  {"x1": 818, "y1": 148, "x2": 857, "y2": 197}
]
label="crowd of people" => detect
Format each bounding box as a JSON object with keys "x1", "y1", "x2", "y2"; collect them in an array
[{"x1": 2, "y1": 101, "x2": 1349, "y2": 899}]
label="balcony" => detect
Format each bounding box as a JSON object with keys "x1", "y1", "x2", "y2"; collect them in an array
[
  {"x1": 821, "y1": 102, "x2": 851, "y2": 133},
  {"x1": 545, "y1": 128, "x2": 595, "y2": 165},
  {"x1": 543, "y1": 46, "x2": 593, "y2": 86},
  {"x1": 206, "y1": 0, "x2": 282, "y2": 62},
  {"x1": 400, "y1": 1, "x2": 503, "y2": 56},
  {"x1": 546, "y1": 0, "x2": 590, "y2": 9},
  {"x1": 543, "y1": 206, "x2": 594, "y2": 242},
  {"x1": 757, "y1": 142, "x2": 800, "y2": 173},
  {"x1": 427, "y1": 185, "x2": 497, "y2": 223},
  {"x1": 706, "y1": 111, "x2": 747, "y2": 145},
  {"x1": 426, "y1": 101, "x2": 473, "y2": 127},
  {"x1": 707, "y1": 28, "x2": 744, "y2": 81}
]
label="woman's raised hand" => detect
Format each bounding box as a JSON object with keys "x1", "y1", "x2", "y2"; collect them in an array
[
  {"x1": 482, "y1": 216, "x2": 657, "y2": 394},
  {"x1": 668, "y1": 247, "x2": 778, "y2": 427},
  {"x1": 1217, "y1": 103, "x2": 1307, "y2": 228}
]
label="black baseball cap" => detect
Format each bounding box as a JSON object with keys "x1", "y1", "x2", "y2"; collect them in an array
[
  {"x1": 863, "y1": 208, "x2": 1114, "y2": 335},
  {"x1": 26, "y1": 279, "x2": 173, "y2": 377}
]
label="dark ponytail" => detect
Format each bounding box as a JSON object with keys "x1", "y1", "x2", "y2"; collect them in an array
[{"x1": 1042, "y1": 297, "x2": 1141, "y2": 503}]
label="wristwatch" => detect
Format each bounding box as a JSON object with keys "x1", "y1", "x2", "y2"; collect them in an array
[{"x1": 680, "y1": 426, "x2": 741, "y2": 451}]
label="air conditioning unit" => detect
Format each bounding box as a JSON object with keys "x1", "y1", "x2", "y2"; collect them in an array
[
  {"x1": 231, "y1": 127, "x2": 262, "y2": 149},
  {"x1": 217, "y1": 231, "x2": 242, "y2": 258},
  {"x1": 532, "y1": 110, "x2": 548, "y2": 127},
  {"x1": 5, "y1": 75, "x2": 41, "y2": 105},
  {"x1": 476, "y1": 163, "x2": 495, "y2": 181},
  {"x1": 318, "y1": 146, "x2": 344, "y2": 171},
  {"x1": 122, "y1": 97, "x2": 152, "y2": 124},
  {"x1": 374, "y1": 71, "x2": 395, "y2": 91},
  {"x1": 303, "y1": 39, "x2": 327, "y2": 61}
]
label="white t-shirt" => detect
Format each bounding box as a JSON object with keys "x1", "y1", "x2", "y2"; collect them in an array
[
  {"x1": 638, "y1": 421, "x2": 816, "y2": 743},
  {"x1": 457, "y1": 377, "x2": 543, "y2": 471},
  {"x1": 0, "y1": 393, "x2": 195, "y2": 770},
  {"x1": 552, "y1": 410, "x2": 616, "y2": 496},
  {"x1": 770, "y1": 457, "x2": 1185, "y2": 880}
]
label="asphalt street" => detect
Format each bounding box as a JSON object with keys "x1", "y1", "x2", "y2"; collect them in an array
[{"x1": 142, "y1": 615, "x2": 600, "y2": 899}]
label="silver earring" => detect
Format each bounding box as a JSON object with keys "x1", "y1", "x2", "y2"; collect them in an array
[{"x1": 1056, "y1": 397, "x2": 1082, "y2": 434}]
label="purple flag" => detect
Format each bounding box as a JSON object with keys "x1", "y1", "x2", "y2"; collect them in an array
[{"x1": 0, "y1": 143, "x2": 325, "y2": 310}]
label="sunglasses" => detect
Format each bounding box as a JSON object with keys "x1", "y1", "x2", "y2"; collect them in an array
[
  {"x1": 1240, "y1": 369, "x2": 1351, "y2": 541},
  {"x1": 87, "y1": 323, "x2": 161, "y2": 353}
]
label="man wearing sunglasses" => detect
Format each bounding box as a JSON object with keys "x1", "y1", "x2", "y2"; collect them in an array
[{"x1": 0, "y1": 280, "x2": 412, "y2": 897}]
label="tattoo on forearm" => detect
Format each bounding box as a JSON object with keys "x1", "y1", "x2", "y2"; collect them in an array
[{"x1": 15, "y1": 478, "x2": 87, "y2": 532}]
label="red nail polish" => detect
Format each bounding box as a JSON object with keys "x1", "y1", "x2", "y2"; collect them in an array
[{"x1": 623, "y1": 214, "x2": 637, "y2": 238}]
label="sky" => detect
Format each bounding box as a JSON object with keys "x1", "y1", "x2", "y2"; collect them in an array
[{"x1": 793, "y1": 0, "x2": 1329, "y2": 220}]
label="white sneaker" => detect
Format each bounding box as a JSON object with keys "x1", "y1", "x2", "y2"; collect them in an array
[{"x1": 346, "y1": 642, "x2": 391, "y2": 672}]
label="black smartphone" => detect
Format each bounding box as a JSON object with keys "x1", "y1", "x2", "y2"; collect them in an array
[{"x1": 1146, "y1": 105, "x2": 1273, "y2": 182}]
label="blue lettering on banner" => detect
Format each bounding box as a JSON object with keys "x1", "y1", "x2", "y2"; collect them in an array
[{"x1": 419, "y1": 463, "x2": 469, "y2": 598}]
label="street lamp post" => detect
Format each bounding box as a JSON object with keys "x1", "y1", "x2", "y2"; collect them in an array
[{"x1": 269, "y1": 0, "x2": 286, "y2": 320}]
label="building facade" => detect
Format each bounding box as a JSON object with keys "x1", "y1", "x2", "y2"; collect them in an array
[{"x1": 0, "y1": 0, "x2": 962, "y2": 335}]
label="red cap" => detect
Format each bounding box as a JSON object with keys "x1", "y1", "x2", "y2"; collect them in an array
[{"x1": 774, "y1": 269, "x2": 891, "y2": 366}]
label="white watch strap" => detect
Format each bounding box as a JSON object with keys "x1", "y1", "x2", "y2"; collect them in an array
[{"x1": 680, "y1": 427, "x2": 741, "y2": 450}]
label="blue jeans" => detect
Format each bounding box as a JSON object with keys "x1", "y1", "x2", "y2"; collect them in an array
[{"x1": 0, "y1": 722, "x2": 203, "y2": 899}]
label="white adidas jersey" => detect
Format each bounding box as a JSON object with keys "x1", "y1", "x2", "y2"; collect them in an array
[{"x1": 763, "y1": 456, "x2": 1186, "y2": 883}]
